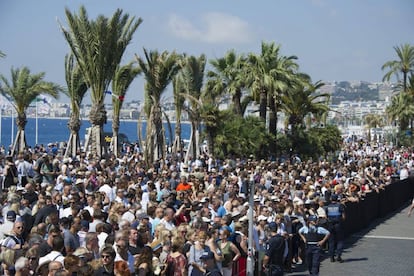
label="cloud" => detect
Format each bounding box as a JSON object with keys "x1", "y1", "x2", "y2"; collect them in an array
[{"x1": 167, "y1": 12, "x2": 253, "y2": 44}]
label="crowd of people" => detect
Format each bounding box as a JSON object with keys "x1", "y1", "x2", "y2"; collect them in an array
[{"x1": 0, "y1": 138, "x2": 412, "y2": 276}]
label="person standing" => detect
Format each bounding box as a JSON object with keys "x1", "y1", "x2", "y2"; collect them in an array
[
  {"x1": 16, "y1": 153, "x2": 32, "y2": 187},
  {"x1": 217, "y1": 229, "x2": 240, "y2": 276},
  {"x1": 298, "y1": 215, "x2": 330, "y2": 276},
  {"x1": 262, "y1": 222, "x2": 285, "y2": 276},
  {"x1": 325, "y1": 194, "x2": 346, "y2": 263},
  {"x1": 2, "y1": 155, "x2": 18, "y2": 191}
]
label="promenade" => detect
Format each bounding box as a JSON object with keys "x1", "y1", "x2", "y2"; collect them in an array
[{"x1": 287, "y1": 201, "x2": 414, "y2": 276}]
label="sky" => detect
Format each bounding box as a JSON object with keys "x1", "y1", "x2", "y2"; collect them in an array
[{"x1": 0, "y1": 0, "x2": 413, "y2": 104}]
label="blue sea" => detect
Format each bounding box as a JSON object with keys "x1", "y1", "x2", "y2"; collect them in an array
[{"x1": 0, "y1": 117, "x2": 191, "y2": 148}]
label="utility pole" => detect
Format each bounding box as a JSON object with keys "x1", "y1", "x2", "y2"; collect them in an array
[{"x1": 246, "y1": 177, "x2": 255, "y2": 276}]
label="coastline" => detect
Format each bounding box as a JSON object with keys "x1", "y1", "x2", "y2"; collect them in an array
[{"x1": 1, "y1": 115, "x2": 190, "y2": 124}]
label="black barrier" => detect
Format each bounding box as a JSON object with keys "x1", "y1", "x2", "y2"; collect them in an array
[{"x1": 343, "y1": 177, "x2": 414, "y2": 237}]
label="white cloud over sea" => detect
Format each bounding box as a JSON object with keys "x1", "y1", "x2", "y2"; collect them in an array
[{"x1": 167, "y1": 12, "x2": 253, "y2": 44}]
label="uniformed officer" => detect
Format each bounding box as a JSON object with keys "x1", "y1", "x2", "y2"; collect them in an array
[
  {"x1": 262, "y1": 222, "x2": 285, "y2": 276},
  {"x1": 298, "y1": 215, "x2": 330, "y2": 276},
  {"x1": 325, "y1": 194, "x2": 346, "y2": 262}
]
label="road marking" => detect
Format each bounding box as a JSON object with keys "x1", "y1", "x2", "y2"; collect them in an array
[{"x1": 353, "y1": 235, "x2": 414, "y2": 241}]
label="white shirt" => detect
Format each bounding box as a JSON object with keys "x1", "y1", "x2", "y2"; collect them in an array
[
  {"x1": 121, "y1": 210, "x2": 135, "y2": 223},
  {"x1": 159, "y1": 218, "x2": 175, "y2": 231},
  {"x1": 39, "y1": 251, "x2": 64, "y2": 266},
  {"x1": 0, "y1": 221, "x2": 14, "y2": 239},
  {"x1": 400, "y1": 167, "x2": 409, "y2": 180}
]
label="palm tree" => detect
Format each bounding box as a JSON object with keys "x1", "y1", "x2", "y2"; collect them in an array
[
  {"x1": 0, "y1": 67, "x2": 62, "y2": 154},
  {"x1": 135, "y1": 49, "x2": 180, "y2": 166},
  {"x1": 201, "y1": 80, "x2": 224, "y2": 156},
  {"x1": 64, "y1": 54, "x2": 88, "y2": 158},
  {"x1": 364, "y1": 113, "x2": 385, "y2": 141},
  {"x1": 386, "y1": 91, "x2": 414, "y2": 131},
  {"x1": 208, "y1": 50, "x2": 247, "y2": 116},
  {"x1": 59, "y1": 6, "x2": 142, "y2": 157},
  {"x1": 281, "y1": 79, "x2": 330, "y2": 138},
  {"x1": 179, "y1": 54, "x2": 206, "y2": 162},
  {"x1": 382, "y1": 44, "x2": 414, "y2": 92},
  {"x1": 171, "y1": 60, "x2": 186, "y2": 157},
  {"x1": 247, "y1": 42, "x2": 298, "y2": 126},
  {"x1": 111, "y1": 62, "x2": 141, "y2": 157}
]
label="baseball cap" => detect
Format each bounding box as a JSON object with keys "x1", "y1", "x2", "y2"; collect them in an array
[
  {"x1": 6, "y1": 210, "x2": 16, "y2": 222},
  {"x1": 199, "y1": 251, "x2": 215, "y2": 260},
  {"x1": 308, "y1": 215, "x2": 318, "y2": 222},
  {"x1": 330, "y1": 194, "x2": 339, "y2": 201}
]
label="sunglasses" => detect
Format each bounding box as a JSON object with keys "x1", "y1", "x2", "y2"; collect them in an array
[{"x1": 102, "y1": 255, "x2": 112, "y2": 259}]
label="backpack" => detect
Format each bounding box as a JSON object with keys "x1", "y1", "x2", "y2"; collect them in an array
[{"x1": 1, "y1": 234, "x2": 23, "y2": 247}]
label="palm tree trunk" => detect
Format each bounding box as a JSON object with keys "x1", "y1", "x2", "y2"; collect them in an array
[
  {"x1": 268, "y1": 98, "x2": 278, "y2": 154},
  {"x1": 112, "y1": 114, "x2": 120, "y2": 158},
  {"x1": 65, "y1": 115, "x2": 81, "y2": 158},
  {"x1": 88, "y1": 102, "x2": 107, "y2": 158},
  {"x1": 259, "y1": 89, "x2": 267, "y2": 122},
  {"x1": 144, "y1": 114, "x2": 155, "y2": 166},
  {"x1": 185, "y1": 128, "x2": 194, "y2": 164},
  {"x1": 172, "y1": 119, "x2": 182, "y2": 156},
  {"x1": 163, "y1": 113, "x2": 173, "y2": 156},
  {"x1": 233, "y1": 89, "x2": 243, "y2": 116},
  {"x1": 12, "y1": 113, "x2": 27, "y2": 155},
  {"x1": 190, "y1": 121, "x2": 198, "y2": 160},
  {"x1": 153, "y1": 104, "x2": 165, "y2": 162}
]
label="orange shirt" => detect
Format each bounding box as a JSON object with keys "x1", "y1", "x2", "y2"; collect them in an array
[{"x1": 176, "y1": 182, "x2": 191, "y2": 191}]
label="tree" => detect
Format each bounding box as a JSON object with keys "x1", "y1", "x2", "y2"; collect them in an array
[
  {"x1": 382, "y1": 44, "x2": 414, "y2": 92},
  {"x1": 208, "y1": 50, "x2": 247, "y2": 116},
  {"x1": 0, "y1": 67, "x2": 62, "y2": 154},
  {"x1": 135, "y1": 49, "x2": 180, "y2": 166},
  {"x1": 281, "y1": 78, "x2": 330, "y2": 150},
  {"x1": 179, "y1": 54, "x2": 206, "y2": 162},
  {"x1": 386, "y1": 91, "x2": 414, "y2": 131},
  {"x1": 0, "y1": 51, "x2": 5, "y2": 58},
  {"x1": 213, "y1": 112, "x2": 273, "y2": 159},
  {"x1": 247, "y1": 42, "x2": 298, "y2": 125},
  {"x1": 64, "y1": 54, "x2": 88, "y2": 158},
  {"x1": 111, "y1": 62, "x2": 141, "y2": 157},
  {"x1": 364, "y1": 113, "x2": 385, "y2": 141},
  {"x1": 60, "y1": 6, "x2": 142, "y2": 158},
  {"x1": 171, "y1": 65, "x2": 186, "y2": 157}
]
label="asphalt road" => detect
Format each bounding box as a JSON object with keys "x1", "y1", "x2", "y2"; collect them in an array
[{"x1": 286, "y1": 202, "x2": 414, "y2": 276}]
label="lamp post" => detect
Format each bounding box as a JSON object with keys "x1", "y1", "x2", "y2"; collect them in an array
[{"x1": 246, "y1": 176, "x2": 255, "y2": 276}]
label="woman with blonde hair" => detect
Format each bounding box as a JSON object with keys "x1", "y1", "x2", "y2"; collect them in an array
[
  {"x1": 187, "y1": 231, "x2": 210, "y2": 276},
  {"x1": 25, "y1": 247, "x2": 39, "y2": 275},
  {"x1": 0, "y1": 248, "x2": 16, "y2": 276}
]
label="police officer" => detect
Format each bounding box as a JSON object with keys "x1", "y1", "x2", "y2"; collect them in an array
[
  {"x1": 325, "y1": 194, "x2": 346, "y2": 262},
  {"x1": 262, "y1": 222, "x2": 285, "y2": 276},
  {"x1": 298, "y1": 215, "x2": 330, "y2": 276}
]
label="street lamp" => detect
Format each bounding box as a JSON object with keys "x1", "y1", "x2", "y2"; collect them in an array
[{"x1": 246, "y1": 176, "x2": 255, "y2": 276}]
